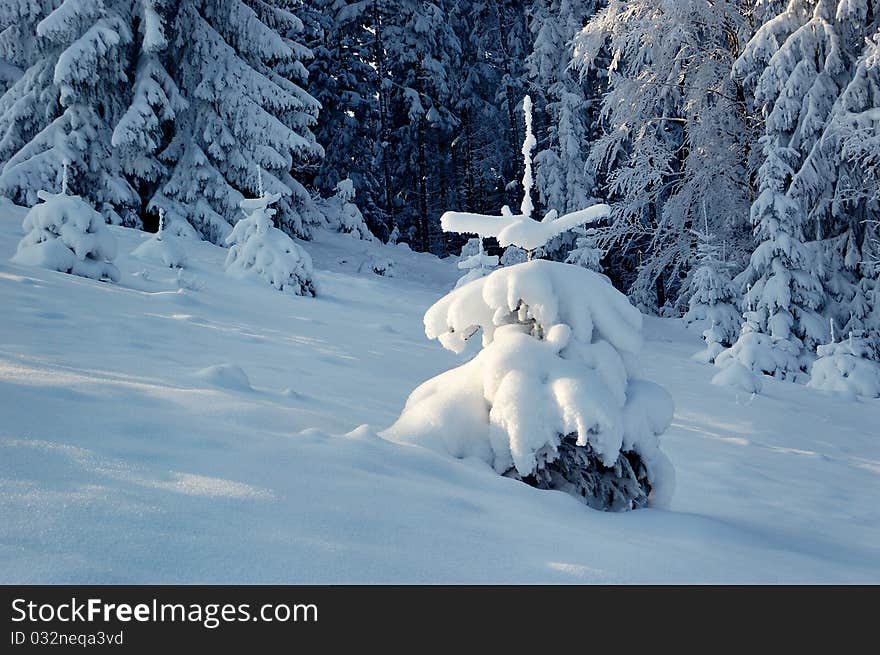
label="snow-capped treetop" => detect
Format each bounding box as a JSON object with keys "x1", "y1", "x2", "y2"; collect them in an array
[
  {"x1": 520, "y1": 94, "x2": 536, "y2": 218},
  {"x1": 440, "y1": 94, "x2": 611, "y2": 251}
]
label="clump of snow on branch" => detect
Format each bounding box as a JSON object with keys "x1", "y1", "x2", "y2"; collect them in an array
[
  {"x1": 441, "y1": 203, "x2": 611, "y2": 252},
  {"x1": 224, "y1": 183, "x2": 315, "y2": 297},
  {"x1": 11, "y1": 174, "x2": 119, "y2": 282}
]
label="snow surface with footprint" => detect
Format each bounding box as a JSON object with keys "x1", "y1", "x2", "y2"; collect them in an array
[{"x1": 0, "y1": 198, "x2": 878, "y2": 583}]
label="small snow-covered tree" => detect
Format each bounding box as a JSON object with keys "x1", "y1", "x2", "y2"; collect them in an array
[
  {"x1": 384, "y1": 98, "x2": 674, "y2": 511},
  {"x1": 807, "y1": 323, "x2": 880, "y2": 398},
  {"x1": 715, "y1": 283, "x2": 803, "y2": 379},
  {"x1": 131, "y1": 208, "x2": 186, "y2": 268},
  {"x1": 719, "y1": 149, "x2": 825, "y2": 379},
  {"x1": 455, "y1": 237, "x2": 498, "y2": 288},
  {"x1": 224, "y1": 180, "x2": 315, "y2": 297},
  {"x1": 318, "y1": 178, "x2": 374, "y2": 241},
  {"x1": 685, "y1": 218, "x2": 741, "y2": 363},
  {"x1": 564, "y1": 226, "x2": 604, "y2": 273},
  {"x1": 11, "y1": 165, "x2": 119, "y2": 281}
]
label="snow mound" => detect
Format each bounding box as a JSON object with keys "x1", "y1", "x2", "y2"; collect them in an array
[
  {"x1": 11, "y1": 191, "x2": 119, "y2": 282},
  {"x1": 384, "y1": 260, "x2": 675, "y2": 509},
  {"x1": 194, "y1": 364, "x2": 252, "y2": 391},
  {"x1": 358, "y1": 255, "x2": 394, "y2": 277},
  {"x1": 132, "y1": 233, "x2": 187, "y2": 268},
  {"x1": 711, "y1": 361, "x2": 763, "y2": 394},
  {"x1": 807, "y1": 340, "x2": 880, "y2": 398}
]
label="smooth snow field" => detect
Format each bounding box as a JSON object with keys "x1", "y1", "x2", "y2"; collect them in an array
[{"x1": 1, "y1": 201, "x2": 878, "y2": 584}]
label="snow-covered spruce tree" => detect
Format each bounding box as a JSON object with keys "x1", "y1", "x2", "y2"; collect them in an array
[
  {"x1": 526, "y1": 0, "x2": 599, "y2": 217},
  {"x1": 685, "y1": 218, "x2": 741, "y2": 363},
  {"x1": 303, "y1": 0, "x2": 387, "y2": 237},
  {"x1": 384, "y1": 98, "x2": 674, "y2": 511},
  {"x1": 729, "y1": 0, "x2": 880, "y2": 376},
  {"x1": 573, "y1": 0, "x2": 753, "y2": 312},
  {"x1": 154, "y1": 0, "x2": 323, "y2": 244},
  {"x1": 111, "y1": 0, "x2": 186, "y2": 230},
  {"x1": 381, "y1": 0, "x2": 461, "y2": 253},
  {"x1": 0, "y1": 1, "x2": 51, "y2": 95},
  {"x1": 455, "y1": 237, "x2": 499, "y2": 288},
  {"x1": 794, "y1": 24, "x2": 880, "y2": 344},
  {"x1": 11, "y1": 165, "x2": 119, "y2": 281},
  {"x1": 715, "y1": 160, "x2": 824, "y2": 381},
  {"x1": 224, "y1": 176, "x2": 315, "y2": 297},
  {"x1": 789, "y1": 7, "x2": 880, "y2": 335},
  {"x1": 0, "y1": 0, "x2": 139, "y2": 223},
  {"x1": 0, "y1": 1, "x2": 58, "y2": 167}
]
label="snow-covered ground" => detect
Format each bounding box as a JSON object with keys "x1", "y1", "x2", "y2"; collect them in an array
[{"x1": 1, "y1": 201, "x2": 878, "y2": 583}]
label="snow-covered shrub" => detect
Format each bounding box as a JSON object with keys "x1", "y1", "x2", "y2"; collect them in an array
[
  {"x1": 807, "y1": 336, "x2": 880, "y2": 398},
  {"x1": 11, "y1": 190, "x2": 119, "y2": 282},
  {"x1": 131, "y1": 211, "x2": 187, "y2": 269},
  {"x1": 225, "y1": 192, "x2": 315, "y2": 297},
  {"x1": 456, "y1": 237, "x2": 498, "y2": 288},
  {"x1": 685, "y1": 223, "x2": 740, "y2": 363},
  {"x1": 384, "y1": 260, "x2": 675, "y2": 510},
  {"x1": 715, "y1": 309, "x2": 802, "y2": 381},
  {"x1": 319, "y1": 178, "x2": 374, "y2": 241},
  {"x1": 385, "y1": 97, "x2": 672, "y2": 511}
]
